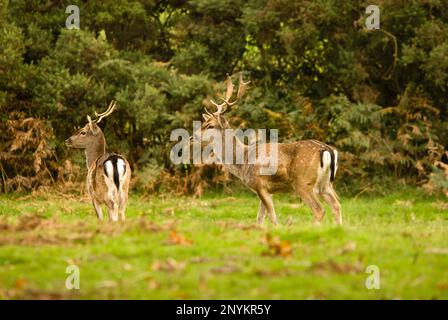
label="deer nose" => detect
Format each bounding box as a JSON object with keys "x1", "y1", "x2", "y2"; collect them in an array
[{"x1": 65, "y1": 138, "x2": 72, "y2": 146}]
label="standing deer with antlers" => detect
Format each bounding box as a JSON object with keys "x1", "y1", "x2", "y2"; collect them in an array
[
  {"x1": 65, "y1": 101, "x2": 131, "y2": 222},
  {"x1": 198, "y1": 73, "x2": 341, "y2": 225}
]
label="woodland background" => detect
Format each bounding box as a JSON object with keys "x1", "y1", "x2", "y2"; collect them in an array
[{"x1": 1, "y1": 0, "x2": 447, "y2": 196}]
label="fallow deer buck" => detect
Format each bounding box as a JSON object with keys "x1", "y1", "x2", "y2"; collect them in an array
[
  {"x1": 199, "y1": 73, "x2": 341, "y2": 225},
  {"x1": 65, "y1": 101, "x2": 131, "y2": 222}
]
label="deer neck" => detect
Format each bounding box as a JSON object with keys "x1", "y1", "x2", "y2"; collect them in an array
[
  {"x1": 217, "y1": 127, "x2": 250, "y2": 180},
  {"x1": 85, "y1": 133, "x2": 106, "y2": 169}
]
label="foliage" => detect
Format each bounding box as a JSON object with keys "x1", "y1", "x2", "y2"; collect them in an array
[
  {"x1": 0, "y1": 114, "x2": 58, "y2": 192},
  {"x1": 0, "y1": 0, "x2": 447, "y2": 195}
]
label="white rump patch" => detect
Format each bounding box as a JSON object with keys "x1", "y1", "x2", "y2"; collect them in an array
[
  {"x1": 116, "y1": 158, "x2": 127, "y2": 201},
  {"x1": 103, "y1": 160, "x2": 117, "y2": 205},
  {"x1": 104, "y1": 160, "x2": 114, "y2": 179},
  {"x1": 321, "y1": 150, "x2": 331, "y2": 171},
  {"x1": 333, "y1": 150, "x2": 338, "y2": 177},
  {"x1": 117, "y1": 158, "x2": 126, "y2": 179},
  {"x1": 314, "y1": 150, "x2": 332, "y2": 195},
  {"x1": 117, "y1": 159, "x2": 126, "y2": 191}
]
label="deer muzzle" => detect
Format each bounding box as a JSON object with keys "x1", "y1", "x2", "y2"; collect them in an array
[{"x1": 65, "y1": 138, "x2": 73, "y2": 147}]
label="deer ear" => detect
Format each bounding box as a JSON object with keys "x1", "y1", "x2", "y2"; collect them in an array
[
  {"x1": 87, "y1": 115, "x2": 100, "y2": 134},
  {"x1": 202, "y1": 114, "x2": 211, "y2": 121}
]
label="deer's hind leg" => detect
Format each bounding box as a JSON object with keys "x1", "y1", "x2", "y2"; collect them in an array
[
  {"x1": 296, "y1": 185, "x2": 325, "y2": 225},
  {"x1": 106, "y1": 200, "x2": 119, "y2": 222},
  {"x1": 257, "y1": 201, "x2": 266, "y2": 225},
  {"x1": 320, "y1": 184, "x2": 342, "y2": 225},
  {"x1": 118, "y1": 195, "x2": 128, "y2": 222},
  {"x1": 119, "y1": 204, "x2": 126, "y2": 222},
  {"x1": 118, "y1": 180, "x2": 130, "y2": 222},
  {"x1": 93, "y1": 199, "x2": 103, "y2": 221},
  {"x1": 104, "y1": 178, "x2": 120, "y2": 222}
]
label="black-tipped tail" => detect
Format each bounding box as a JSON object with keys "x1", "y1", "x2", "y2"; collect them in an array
[
  {"x1": 320, "y1": 148, "x2": 336, "y2": 182},
  {"x1": 103, "y1": 154, "x2": 126, "y2": 190}
]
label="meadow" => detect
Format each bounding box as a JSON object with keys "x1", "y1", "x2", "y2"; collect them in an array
[{"x1": 0, "y1": 189, "x2": 447, "y2": 300}]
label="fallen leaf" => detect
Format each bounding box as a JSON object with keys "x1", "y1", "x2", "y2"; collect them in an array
[
  {"x1": 262, "y1": 233, "x2": 293, "y2": 258},
  {"x1": 164, "y1": 230, "x2": 192, "y2": 245},
  {"x1": 437, "y1": 282, "x2": 448, "y2": 290},
  {"x1": 14, "y1": 278, "x2": 27, "y2": 290},
  {"x1": 338, "y1": 242, "x2": 357, "y2": 255},
  {"x1": 148, "y1": 280, "x2": 159, "y2": 289},
  {"x1": 152, "y1": 258, "x2": 186, "y2": 272}
]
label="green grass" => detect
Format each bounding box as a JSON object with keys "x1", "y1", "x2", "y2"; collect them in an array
[{"x1": 0, "y1": 189, "x2": 447, "y2": 299}]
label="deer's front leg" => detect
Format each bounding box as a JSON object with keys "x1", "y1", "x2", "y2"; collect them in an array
[
  {"x1": 297, "y1": 187, "x2": 325, "y2": 225},
  {"x1": 320, "y1": 185, "x2": 342, "y2": 225},
  {"x1": 257, "y1": 200, "x2": 266, "y2": 225},
  {"x1": 257, "y1": 190, "x2": 278, "y2": 225}
]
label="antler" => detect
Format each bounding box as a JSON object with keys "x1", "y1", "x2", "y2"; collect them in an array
[
  {"x1": 209, "y1": 72, "x2": 250, "y2": 115},
  {"x1": 93, "y1": 100, "x2": 117, "y2": 124}
]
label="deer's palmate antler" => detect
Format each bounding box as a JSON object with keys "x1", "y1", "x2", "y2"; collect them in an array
[
  {"x1": 87, "y1": 100, "x2": 117, "y2": 125},
  {"x1": 209, "y1": 72, "x2": 250, "y2": 115}
]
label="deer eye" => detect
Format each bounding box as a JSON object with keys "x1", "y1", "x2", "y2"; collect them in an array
[{"x1": 80, "y1": 131, "x2": 86, "y2": 135}]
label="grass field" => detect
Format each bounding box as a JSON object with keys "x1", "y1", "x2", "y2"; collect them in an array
[{"x1": 0, "y1": 189, "x2": 447, "y2": 299}]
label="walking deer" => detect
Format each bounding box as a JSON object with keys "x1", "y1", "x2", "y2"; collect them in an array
[
  {"x1": 65, "y1": 101, "x2": 131, "y2": 221},
  {"x1": 198, "y1": 73, "x2": 341, "y2": 225}
]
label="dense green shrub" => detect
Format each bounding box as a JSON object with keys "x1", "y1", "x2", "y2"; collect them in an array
[{"x1": 0, "y1": 0, "x2": 447, "y2": 195}]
